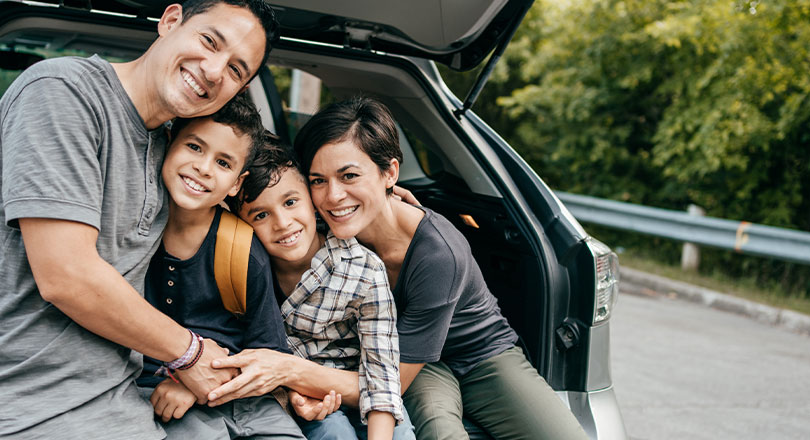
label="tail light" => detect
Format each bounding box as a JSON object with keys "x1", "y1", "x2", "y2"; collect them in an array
[{"x1": 588, "y1": 238, "x2": 620, "y2": 324}]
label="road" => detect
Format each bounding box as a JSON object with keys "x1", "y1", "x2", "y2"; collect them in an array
[{"x1": 610, "y1": 291, "x2": 810, "y2": 440}]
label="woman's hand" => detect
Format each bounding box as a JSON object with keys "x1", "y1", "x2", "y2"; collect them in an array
[
  {"x1": 206, "y1": 348, "x2": 292, "y2": 406},
  {"x1": 289, "y1": 389, "x2": 342, "y2": 421}
]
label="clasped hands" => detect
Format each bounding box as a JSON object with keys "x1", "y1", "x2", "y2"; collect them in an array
[{"x1": 160, "y1": 344, "x2": 340, "y2": 421}]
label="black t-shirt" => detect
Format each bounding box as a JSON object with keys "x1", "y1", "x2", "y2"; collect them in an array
[
  {"x1": 393, "y1": 207, "x2": 518, "y2": 376},
  {"x1": 138, "y1": 207, "x2": 290, "y2": 387}
]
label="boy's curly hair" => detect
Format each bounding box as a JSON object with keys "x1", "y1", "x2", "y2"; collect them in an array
[{"x1": 225, "y1": 130, "x2": 301, "y2": 213}]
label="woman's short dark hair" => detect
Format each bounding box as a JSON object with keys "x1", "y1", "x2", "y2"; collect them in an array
[
  {"x1": 294, "y1": 97, "x2": 403, "y2": 195},
  {"x1": 225, "y1": 130, "x2": 300, "y2": 213}
]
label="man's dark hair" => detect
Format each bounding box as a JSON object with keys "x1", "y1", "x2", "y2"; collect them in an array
[
  {"x1": 226, "y1": 131, "x2": 301, "y2": 213},
  {"x1": 180, "y1": 0, "x2": 280, "y2": 69},
  {"x1": 294, "y1": 97, "x2": 402, "y2": 195},
  {"x1": 170, "y1": 93, "x2": 264, "y2": 172}
]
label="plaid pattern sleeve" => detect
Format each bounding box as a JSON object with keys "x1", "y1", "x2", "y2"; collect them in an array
[
  {"x1": 280, "y1": 232, "x2": 403, "y2": 424},
  {"x1": 356, "y1": 248, "x2": 403, "y2": 424}
]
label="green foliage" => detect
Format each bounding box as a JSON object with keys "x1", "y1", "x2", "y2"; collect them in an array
[{"x1": 441, "y1": 0, "x2": 810, "y2": 296}]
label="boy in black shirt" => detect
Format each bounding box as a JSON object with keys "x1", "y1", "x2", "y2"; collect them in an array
[{"x1": 137, "y1": 94, "x2": 302, "y2": 439}]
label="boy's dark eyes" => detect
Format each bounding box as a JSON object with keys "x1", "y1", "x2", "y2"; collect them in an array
[
  {"x1": 186, "y1": 143, "x2": 201, "y2": 152},
  {"x1": 284, "y1": 198, "x2": 297, "y2": 207},
  {"x1": 254, "y1": 212, "x2": 268, "y2": 221},
  {"x1": 216, "y1": 158, "x2": 231, "y2": 169}
]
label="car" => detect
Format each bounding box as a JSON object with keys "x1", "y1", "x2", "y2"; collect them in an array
[{"x1": 0, "y1": 0, "x2": 627, "y2": 438}]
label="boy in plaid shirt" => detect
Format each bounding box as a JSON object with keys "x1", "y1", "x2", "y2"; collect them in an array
[{"x1": 226, "y1": 134, "x2": 413, "y2": 440}]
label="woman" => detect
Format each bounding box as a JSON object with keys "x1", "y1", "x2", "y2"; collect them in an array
[{"x1": 294, "y1": 97, "x2": 587, "y2": 440}]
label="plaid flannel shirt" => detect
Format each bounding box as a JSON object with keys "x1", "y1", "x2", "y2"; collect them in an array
[{"x1": 281, "y1": 232, "x2": 403, "y2": 423}]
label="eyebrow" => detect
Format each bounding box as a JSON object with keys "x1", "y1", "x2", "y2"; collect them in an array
[
  {"x1": 209, "y1": 26, "x2": 252, "y2": 78},
  {"x1": 187, "y1": 134, "x2": 236, "y2": 162},
  {"x1": 246, "y1": 205, "x2": 267, "y2": 216},
  {"x1": 245, "y1": 189, "x2": 300, "y2": 216},
  {"x1": 337, "y1": 163, "x2": 361, "y2": 173},
  {"x1": 310, "y1": 163, "x2": 360, "y2": 177},
  {"x1": 187, "y1": 134, "x2": 208, "y2": 148},
  {"x1": 281, "y1": 189, "x2": 300, "y2": 199}
]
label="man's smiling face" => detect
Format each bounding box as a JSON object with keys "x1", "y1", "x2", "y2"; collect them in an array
[{"x1": 152, "y1": 3, "x2": 266, "y2": 120}]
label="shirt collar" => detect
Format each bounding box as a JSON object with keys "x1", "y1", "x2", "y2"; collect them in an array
[{"x1": 324, "y1": 231, "x2": 366, "y2": 262}]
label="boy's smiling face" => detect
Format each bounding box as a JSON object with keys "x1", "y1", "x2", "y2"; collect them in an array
[
  {"x1": 239, "y1": 167, "x2": 321, "y2": 266},
  {"x1": 162, "y1": 117, "x2": 251, "y2": 213}
]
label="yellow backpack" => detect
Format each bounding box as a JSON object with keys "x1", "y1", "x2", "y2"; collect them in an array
[{"x1": 214, "y1": 210, "x2": 253, "y2": 316}]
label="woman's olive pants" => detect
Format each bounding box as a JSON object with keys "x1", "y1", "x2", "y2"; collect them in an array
[{"x1": 402, "y1": 346, "x2": 588, "y2": 440}]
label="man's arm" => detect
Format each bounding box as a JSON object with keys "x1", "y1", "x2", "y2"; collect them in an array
[{"x1": 20, "y1": 218, "x2": 235, "y2": 399}]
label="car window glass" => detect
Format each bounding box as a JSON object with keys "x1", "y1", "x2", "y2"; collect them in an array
[{"x1": 268, "y1": 66, "x2": 444, "y2": 179}]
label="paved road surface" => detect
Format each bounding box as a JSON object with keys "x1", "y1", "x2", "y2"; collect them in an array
[{"x1": 611, "y1": 292, "x2": 810, "y2": 440}]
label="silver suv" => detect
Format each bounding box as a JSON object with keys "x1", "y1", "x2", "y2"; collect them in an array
[{"x1": 0, "y1": 0, "x2": 626, "y2": 438}]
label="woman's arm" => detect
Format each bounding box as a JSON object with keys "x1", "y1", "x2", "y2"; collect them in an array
[{"x1": 207, "y1": 349, "x2": 361, "y2": 406}]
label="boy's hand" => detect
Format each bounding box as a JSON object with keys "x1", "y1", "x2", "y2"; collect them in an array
[
  {"x1": 289, "y1": 389, "x2": 342, "y2": 421},
  {"x1": 150, "y1": 379, "x2": 197, "y2": 423},
  {"x1": 175, "y1": 338, "x2": 238, "y2": 403},
  {"x1": 391, "y1": 185, "x2": 420, "y2": 206}
]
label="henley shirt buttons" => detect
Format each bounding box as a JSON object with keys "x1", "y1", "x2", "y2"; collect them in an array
[
  {"x1": 168, "y1": 265, "x2": 175, "y2": 271},
  {"x1": 167, "y1": 280, "x2": 174, "y2": 287},
  {"x1": 166, "y1": 298, "x2": 173, "y2": 304}
]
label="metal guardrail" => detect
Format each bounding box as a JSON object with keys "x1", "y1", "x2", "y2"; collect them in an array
[{"x1": 555, "y1": 191, "x2": 810, "y2": 265}]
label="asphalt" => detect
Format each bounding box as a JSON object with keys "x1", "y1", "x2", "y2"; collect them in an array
[{"x1": 619, "y1": 267, "x2": 810, "y2": 336}]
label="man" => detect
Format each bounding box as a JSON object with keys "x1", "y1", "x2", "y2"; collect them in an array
[{"x1": 0, "y1": 0, "x2": 277, "y2": 438}]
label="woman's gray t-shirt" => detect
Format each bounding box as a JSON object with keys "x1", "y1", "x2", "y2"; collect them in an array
[{"x1": 393, "y1": 207, "x2": 518, "y2": 376}]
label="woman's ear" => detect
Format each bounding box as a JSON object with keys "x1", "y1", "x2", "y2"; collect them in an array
[{"x1": 384, "y1": 158, "x2": 400, "y2": 190}]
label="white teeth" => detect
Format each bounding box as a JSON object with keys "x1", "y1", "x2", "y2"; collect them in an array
[
  {"x1": 183, "y1": 177, "x2": 207, "y2": 192},
  {"x1": 278, "y1": 230, "x2": 301, "y2": 244},
  {"x1": 182, "y1": 71, "x2": 205, "y2": 97},
  {"x1": 330, "y1": 206, "x2": 357, "y2": 217}
]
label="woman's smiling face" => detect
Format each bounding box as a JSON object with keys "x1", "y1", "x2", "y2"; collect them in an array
[{"x1": 307, "y1": 139, "x2": 396, "y2": 240}]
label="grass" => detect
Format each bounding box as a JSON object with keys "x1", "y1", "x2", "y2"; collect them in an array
[{"x1": 618, "y1": 251, "x2": 810, "y2": 316}]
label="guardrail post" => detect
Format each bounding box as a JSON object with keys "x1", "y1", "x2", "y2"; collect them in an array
[{"x1": 681, "y1": 204, "x2": 705, "y2": 271}]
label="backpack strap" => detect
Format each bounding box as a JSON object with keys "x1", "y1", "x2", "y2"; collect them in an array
[{"x1": 214, "y1": 210, "x2": 253, "y2": 317}]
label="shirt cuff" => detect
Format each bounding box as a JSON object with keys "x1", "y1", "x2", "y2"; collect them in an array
[{"x1": 359, "y1": 389, "x2": 404, "y2": 424}]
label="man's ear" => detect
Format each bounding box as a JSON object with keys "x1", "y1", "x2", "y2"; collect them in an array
[
  {"x1": 384, "y1": 158, "x2": 400, "y2": 191},
  {"x1": 228, "y1": 171, "x2": 249, "y2": 197},
  {"x1": 157, "y1": 4, "x2": 183, "y2": 37}
]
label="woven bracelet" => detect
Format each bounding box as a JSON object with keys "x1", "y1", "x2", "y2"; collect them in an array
[
  {"x1": 164, "y1": 329, "x2": 200, "y2": 370},
  {"x1": 177, "y1": 333, "x2": 204, "y2": 370}
]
